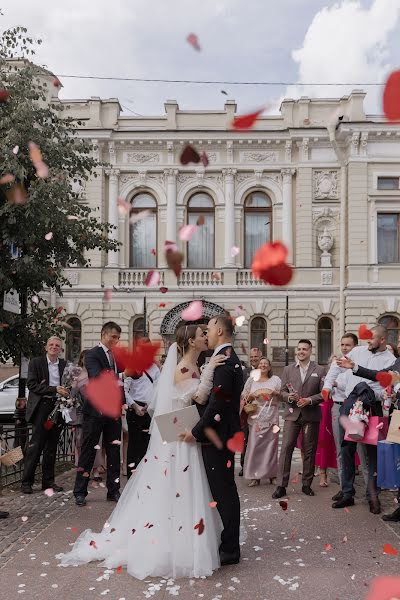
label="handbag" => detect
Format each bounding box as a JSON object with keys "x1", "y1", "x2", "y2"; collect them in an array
[
  {"x1": 345, "y1": 416, "x2": 388, "y2": 445},
  {"x1": 377, "y1": 440, "x2": 400, "y2": 489},
  {"x1": 243, "y1": 400, "x2": 257, "y2": 415},
  {"x1": 386, "y1": 409, "x2": 400, "y2": 444}
]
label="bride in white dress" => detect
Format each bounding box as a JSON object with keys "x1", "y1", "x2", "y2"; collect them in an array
[{"x1": 59, "y1": 324, "x2": 225, "y2": 580}]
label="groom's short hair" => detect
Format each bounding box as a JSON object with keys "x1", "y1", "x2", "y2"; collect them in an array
[{"x1": 213, "y1": 314, "x2": 234, "y2": 337}]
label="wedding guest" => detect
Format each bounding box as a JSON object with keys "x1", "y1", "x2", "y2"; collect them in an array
[
  {"x1": 315, "y1": 355, "x2": 338, "y2": 487},
  {"x1": 239, "y1": 347, "x2": 263, "y2": 477},
  {"x1": 241, "y1": 358, "x2": 281, "y2": 486},
  {"x1": 325, "y1": 325, "x2": 393, "y2": 513},
  {"x1": 73, "y1": 322, "x2": 124, "y2": 506},
  {"x1": 21, "y1": 336, "x2": 68, "y2": 494},
  {"x1": 124, "y1": 342, "x2": 160, "y2": 478},
  {"x1": 272, "y1": 339, "x2": 325, "y2": 499}
]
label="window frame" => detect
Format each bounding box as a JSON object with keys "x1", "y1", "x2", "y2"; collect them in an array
[
  {"x1": 317, "y1": 316, "x2": 333, "y2": 365},
  {"x1": 244, "y1": 191, "x2": 273, "y2": 269},
  {"x1": 377, "y1": 212, "x2": 400, "y2": 264},
  {"x1": 379, "y1": 314, "x2": 400, "y2": 346},
  {"x1": 377, "y1": 176, "x2": 400, "y2": 191},
  {"x1": 129, "y1": 192, "x2": 158, "y2": 269},
  {"x1": 250, "y1": 316, "x2": 268, "y2": 357},
  {"x1": 132, "y1": 316, "x2": 145, "y2": 343},
  {"x1": 187, "y1": 193, "x2": 215, "y2": 269},
  {"x1": 65, "y1": 316, "x2": 82, "y2": 363}
]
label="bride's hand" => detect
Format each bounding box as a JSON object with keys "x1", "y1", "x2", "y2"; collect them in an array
[{"x1": 209, "y1": 355, "x2": 227, "y2": 369}]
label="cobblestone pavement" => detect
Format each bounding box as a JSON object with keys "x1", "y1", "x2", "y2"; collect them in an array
[{"x1": 0, "y1": 454, "x2": 399, "y2": 600}]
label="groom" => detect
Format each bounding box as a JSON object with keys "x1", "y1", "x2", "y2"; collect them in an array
[{"x1": 180, "y1": 315, "x2": 243, "y2": 565}]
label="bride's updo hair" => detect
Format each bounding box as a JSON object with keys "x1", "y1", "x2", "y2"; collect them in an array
[{"x1": 176, "y1": 324, "x2": 200, "y2": 355}]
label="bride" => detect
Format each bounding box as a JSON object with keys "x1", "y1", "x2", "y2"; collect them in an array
[{"x1": 59, "y1": 324, "x2": 226, "y2": 579}]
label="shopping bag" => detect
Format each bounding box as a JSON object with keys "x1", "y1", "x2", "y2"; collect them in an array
[
  {"x1": 386, "y1": 410, "x2": 400, "y2": 444},
  {"x1": 377, "y1": 440, "x2": 400, "y2": 489},
  {"x1": 344, "y1": 416, "x2": 388, "y2": 445}
]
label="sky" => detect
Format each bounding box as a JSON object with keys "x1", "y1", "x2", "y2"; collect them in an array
[{"x1": 1, "y1": 0, "x2": 400, "y2": 116}]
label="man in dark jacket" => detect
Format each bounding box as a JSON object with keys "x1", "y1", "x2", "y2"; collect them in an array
[
  {"x1": 73, "y1": 322, "x2": 123, "y2": 506},
  {"x1": 21, "y1": 336, "x2": 68, "y2": 494}
]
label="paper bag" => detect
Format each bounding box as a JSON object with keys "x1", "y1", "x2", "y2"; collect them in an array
[{"x1": 386, "y1": 409, "x2": 400, "y2": 444}]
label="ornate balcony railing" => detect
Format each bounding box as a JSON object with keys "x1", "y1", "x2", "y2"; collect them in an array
[
  {"x1": 236, "y1": 270, "x2": 266, "y2": 287},
  {"x1": 177, "y1": 270, "x2": 224, "y2": 287},
  {"x1": 118, "y1": 270, "x2": 165, "y2": 288}
]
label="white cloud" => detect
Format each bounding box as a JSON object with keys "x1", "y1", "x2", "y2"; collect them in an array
[{"x1": 284, "y1": 0, "x2": 400, "y2": 113}]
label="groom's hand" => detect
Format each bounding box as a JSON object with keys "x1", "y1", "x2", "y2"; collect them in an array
[{"x1": 178, "y1": 430, "x2": 196, "y2": 443}]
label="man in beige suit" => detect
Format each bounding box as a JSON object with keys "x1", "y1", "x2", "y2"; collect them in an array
[{"x1": 272, "y1": 339, "x2": 325, "y2": 499}]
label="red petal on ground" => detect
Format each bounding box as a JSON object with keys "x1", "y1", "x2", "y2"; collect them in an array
[
  {"x1": 383, "y1": 70, "x2": 400, "y2": 122},
  {"x1": 279, "y1": 500, "x2": 288, "y2": 511},
  {"x1": 232, "y1": 108, "x2": 264, "y2": 130},
  {"x1": 383, "y1": 543, "x2": 398, "y2": 556},
  {"x1": 227, "y1": 431, "x2": 245, "y2": 453},
  {"x1": 358, "y1": 324, "x2": 373, "y2": 340},
  {"x1": 84, "y1": 370, "x2": 122, "y2": 418},
  {"x1": 325, "y1": 543, "x2": 332, "y2": 551},
  {"x1": 116, "y1": 565, "x2": 123, "y2": 574},
  {"x1": 194, "y1": 518, "x2": 205, "y2": 534},
  {"x1": 376, "y1": 371, "x2": 393, "y2": 388}
]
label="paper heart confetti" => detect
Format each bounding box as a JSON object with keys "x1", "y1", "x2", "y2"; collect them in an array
[
  {"x1": 263, "y1": 338, "x2": 269, "y2": 345},
  {"x1": 165, "y1": 240, "x2": 183, "y2": 277},
  {"x1": 21, "y1": 516, "x2": 28, "y2": 522},
  {"x1": 209, "y1": 501, "x2": 217, "y2": 508},
  {"x1": 376, "y1": 371, "x2": 393, "y2": 388},
  {"x1": 272, "y1": 425, "x2": 280, "y2": 434},
  {"x1": 179, "y1": 224, "x2": 198, "y2": 241},
  {"x1": 383, "y1": 543, "x2": 398, "y2": 556},
  {"x1": 383, "y1": 70, "x2": 400, "y2": 122},
  {"x1": 279, "y1": 500, "x2": 288, "y2": 511},
  {"x1": 129, "y1": 209, "x2": 151, "y2": 225},
  {"x1": 113, "y1": 339, "x2": 161, "y2": 374},
  {"x1": 251, "y1": 241, "x2": 293, "y2": 286},
  {"x1": 358, "y1": 324, "x2": 373, "y2": 340},
  {"x1": 235, "y1": 315, "x2": 245, "y2": 327},
  {"x1": 117, "y1": 196, "x2": 131, "y2": 215},
  {"x1": 232, "y1": 108, "x2": 264, "y2": 130},
  {"x1": 181, "y1": 300, "x2": 203, "y2": 321},
  {"x1": 180, "y1": 144, "x2": 201, "y2": 165},
  {"x1": 200, "y1": 152, "x2": 209, "y2": 167},
  {"x1": 144, "y1": 270, "x2": 160, "y2": 287},
  {"x1": 231, "y1": 246, "x2": 240, "y2": 257},
  {"x1": 227, "y1": 431, "x2": 245, "y2": 453},
  {"x1": 84, "y1": 370, "x2": 122, "y2": 418},
  {"x1": 186, "y1": 33, "x2": 201, "y2": 51},
  {"x1": 180, "y1": 367, "x2": 189, "y2": 374},
  {"x1": 29, "y1": 141, "x2": 48, "y2": 178},
  {"x1": 325, "y1": 543, "x2": 331, "y2": 551},
  {"x1": 194, "y1": 518, "x2": 205, "y2": 535},
  {"x1": 365, "y1": 576, "x2": 400, "y2": 600},
  {"x1": 211, "y1": 272, "x2": 222, "y2": 282},
  {"x1": 45, "y1": 232, "x2": 53, "y2": 241}
]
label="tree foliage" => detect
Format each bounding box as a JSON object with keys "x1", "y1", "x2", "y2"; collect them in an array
[{"x1": 0, "y1": 24, "x2": 117, "y2": 363}]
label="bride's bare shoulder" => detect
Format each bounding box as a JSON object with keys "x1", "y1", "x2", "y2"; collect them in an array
[{"x1": 174, "y1": 361, "x2": 197, "y2": 385}]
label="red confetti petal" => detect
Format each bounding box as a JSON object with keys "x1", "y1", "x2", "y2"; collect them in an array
[
  {"x1": 383, "y1": 70, "x2": 400, "y2": 122},
  {"x1": 85, "y1": 370, "x2": 122, "y2": 418},
  {"x1": 179, "y1": 224, "x2": 198, "y2": 241},
  {"x1": 200, "y1": 151, "x2": 209, "y2": 167},
  {"x1": 186, "y1": 33, "x2": 201, "y2": 51},
  {"x1": 180, "y1": 144, "x2": 201, "y2": 165},
  {"x1": 103, "y1": 288, "x2": 112, "y2": 302},
  {"x1": 365, "y1": 576, "x2": 400, "y2": 600},
  {"x1": 191, "y1": 372, "x2": 199, "y2": 379},
  {"x1": 279, "y1": 500, "x2": 288, "y2": 511},
  {"x1": 181, "y1": 300, "x2": 203, "y2": 321},
  {"x1": 325, "y1": 543, "x2": 331, "y2": 551},
  {"x1": 43, "y1": 420, "x2": 54, "y2": 430},
  {"x1": 209, "y1": 501, "x2": 217, "y2": 508},
  {"x1": 144, "y1": 270, "x2": 160, "y2": 287},
  {"x1": 194, "y1": 518, "x2": 205, "y2": 535},
  {"x1": 376, "y1": 371, "x2": 393, "y2": 388},
  {"x1": 383, "y1": 543, "x2": 398, "y2": 556},
  {"x1": 116, "y1": 565, "x2": 123, "y2": 574},
  {"x1": 113, "y1": 340, "x2": 160, "y2": 374},
  {"x1": 173, "y1": 417, "x2": 178, "y2": 424},
  {"x1": 226, "y1": 460, "x2": 232, "y2": 468},
  {"x1": 197, "y1": 215, "x2": 205, "y2": 226},
  {"x1": 180, "y1": 367, "x2": 189, "y2": 374},
  {"x1": 358, "y1": 324, "x2": 373, "y2": 340},
  {"x1": 0, "y1": 174, "x2": 15, "y2": 185},
  {"x1": 159, "y1": 302, "x2": 166, "y2": 308},
  {"x1": 232, "y1": 108, "x2": 264, "y2": 130},
  {"x1": 322, "y1": 389, "x2": 330, "y2": 402},
  {"x1": 227, "y1": 431, "x2": 245, "y2": 454},
  {"x1": 165, "y1": 241, "x2": 183, "y2": 277},
  {"x1": 160, "y1": 287, "x2": 168, "y2": 294}
]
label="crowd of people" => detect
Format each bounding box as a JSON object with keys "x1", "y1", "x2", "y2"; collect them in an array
[{"x1": 14, "y1": 319, "x2": 400, "y2": 530}]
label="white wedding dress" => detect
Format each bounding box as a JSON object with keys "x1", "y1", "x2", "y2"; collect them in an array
[{"x1": 59, "y1": 344, "x2": 222, "y2": 580}]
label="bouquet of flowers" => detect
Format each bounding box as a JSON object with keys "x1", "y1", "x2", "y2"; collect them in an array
[
  {"x1": 346, "y1": 398, "x2": 369, "y2": 441},
  {"x1": 44, "y1": 363, "x2": 85, "y2": 430}
]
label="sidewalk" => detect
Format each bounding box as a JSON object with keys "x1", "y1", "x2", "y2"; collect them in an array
[{"x1": 0, "y1": 455, "x2": 399, "y2": 600}]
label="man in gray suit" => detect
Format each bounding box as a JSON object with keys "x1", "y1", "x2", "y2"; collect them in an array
[{"x1": 272, "y1": 339, "x2": 325, "y2": 499}]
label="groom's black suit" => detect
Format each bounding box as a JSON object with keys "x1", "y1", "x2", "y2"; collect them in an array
[{"x1": 192, "y1": 345, "x2": 244, "y2": 556}]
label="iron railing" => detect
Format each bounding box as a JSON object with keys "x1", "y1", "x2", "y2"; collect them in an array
[{"x1": 0, "y1": 423, "x2": 76, "y2": 490}]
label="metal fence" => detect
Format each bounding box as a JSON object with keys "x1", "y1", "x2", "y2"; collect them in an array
[{"x1": 0, "y1": 423, "x2": 76, "y2": 490}]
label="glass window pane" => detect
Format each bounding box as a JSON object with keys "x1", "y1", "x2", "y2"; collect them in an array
[
  {"x1": 377, "y1": 177, "x2": 399, "y2": 190},
  {"x1": 245, "y1": 192, "x2": 272, "y2": 208},
  {"x1": 188, "y1": 193, "x2": 214, "y2": 208},
  {"x1": 66, "y1": 318, "x2": 81, "y2": 363},
  {"x1": 251, "y1": 317, "x2": 267, "y2": 356},
  {"x1": 132, "y1": 193, "x2": 156, "y2": 208},
  {"x1": 188, "y1": 213, "x2": 214, "y2": 268},
  {"x1": 133, "y1": 317, "x2": 145, "y2": 342},
  {"x1": 130, "y1": 214, "x2": 157, "y2": 268},
  {"x1": 245, "y1": 213, "x2": 271, "y2": 268},
  {"x1": 379, "y1": 315, "x2": 399, "y2": 345},
  {"x1": 377, "y1": 214, "x2": 399, "y2": 263},
  {"x1": 318, "y1": 330, "x2": 332, "y2": 364}
]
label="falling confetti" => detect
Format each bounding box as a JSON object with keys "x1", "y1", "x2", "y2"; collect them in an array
[
  {"x1": 194, "y1": 518, "x2": 205, "y2": 535},
  {"x1": 117, "y1": 196, "x2": 131, "y2": 215},
  {"x1": 251, "y1": 241, "x2": 292, "y2": 286},
  {"x1": 28, "y1": 141, "x2": 48, "y2": 178},
  {"x1": 103, "y1": 289, "x2": 112, "y2": 301},
  {"x1": 231, "y1": 246, "x2": 240, "y2": 257},
  {"x1": 186, "y1": 33, "x2": 201, "y2": 51},
  {"x1": 383, "y1": 543, "x2": 398, "y2": 556},
  {"x1": 144, "y1": 270, "x2": 161, "y2": 287},
  {"x1": 181, "y1": 300, "x2": 203, "y2": 321},
  {"x1": 376, "y1": 371, "x2": 393, "y2": 388},
  {"x1": 0, "y1": 89, "x2": 10, "y2": 102},
  {"x1": 180, "y1": 144, "x2": 201, "y2": 165},
  {"x1": 383, "y1": 70, "x2": 400, "y2": 122},
  {"x1": 227, "y1": 431, "x2": 245, "y2": 453},
  {"x1": 209, "y1": 501, "x2": 217, "y2": 508},
  {"x1": 232, "y1": 108, "x2": 265, "y2": 130},
  {"x1": 0, "y1": 173, "x2": 15, "y2": 185},
  {"x1": 179, "y1": 224, "x2": 198, "y2": 241},
  {"x1": 358, "y1": 324, "x2": 373, "y2": 340},
  {"x1": 235, "y1": 315, "x2": 245, "y2": 327},
  {"x1": 85, "y1": 371, "x2": 122, "y2": 418},
  {"x1": 129, "y1": 209, "x2": 151, "y2": 225}
]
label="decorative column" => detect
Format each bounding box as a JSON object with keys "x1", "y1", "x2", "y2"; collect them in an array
[
  {"x1": 106, "y1": 168, "x2": 120, "y2": 267},
  {"x1": 223, "y1": 168, "x2": 236, "y2": 267},
  {"x1": 281, "y1": 168, "x2": 295, "y2": 264},
  {"x1": 165, "y1": 169, "x2": 178, "y2": 242}
]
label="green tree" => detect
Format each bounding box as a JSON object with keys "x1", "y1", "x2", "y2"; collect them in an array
[{"x1": 0, "y1": 24, "x2": 117, "y2": 366}]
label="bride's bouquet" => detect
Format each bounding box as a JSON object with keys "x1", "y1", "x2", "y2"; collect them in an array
[
  {"x1": 44, "y1": 363, "x2": 84, "y2": 430},
  {"x1": 346, "y1": 398, "x2": 369, "y2": 441}
]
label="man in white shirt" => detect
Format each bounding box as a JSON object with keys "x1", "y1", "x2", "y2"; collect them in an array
[
  {"x1": 323, "y1": 325, "x2": 393, "y2": 512},
  {"x1": 125, "y1": 360, "x2": 160, "y2": 477}
]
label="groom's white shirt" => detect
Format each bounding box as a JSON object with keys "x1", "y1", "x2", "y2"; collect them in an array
[{"x1": 212, "y1": 343, "x2": 232, "y2": 356}]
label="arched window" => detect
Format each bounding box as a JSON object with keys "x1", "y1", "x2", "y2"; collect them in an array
[
  {"x1": 187, "y1": 193, "x2": 214, "y2": 269},
  {"x1": 318, "y1": 317, "x2": 333, "y2": 365},
  {"x1": 133, "y1": 316, "x2": 145, "y2": 343},
  {"x1": 250, "y1": 317, "x2": 267, "y2": 356},
  {"x1": 65, "y1": 317, "x2": 81, "y2": 363},
  {"x1": 379, "y1": 314, "x2": 400, "y2": 345},
  {"x1": 129, "y1": 193, "x2": 157, "y2": 268},
  {"x1": 244, "y1": 192, "x2": 272, "y2": 268}
]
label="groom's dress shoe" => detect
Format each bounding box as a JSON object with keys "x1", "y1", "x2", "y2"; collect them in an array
[
  {"x1": 382, "y1": 507, "x2": 400, "y2": 522},
  {"x1": 272, "y1": 486, "x2": 286, "y2": 499},
  {"x1": 220, "y1": 551, "x2": 240, "y2": 566}
]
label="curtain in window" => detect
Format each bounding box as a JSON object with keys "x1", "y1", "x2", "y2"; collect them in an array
[
  {"x1": 130, "y1": 213, "x2": 157, "y2": 268},
  {"x1": 378, "y1": 214, "x2": 399, "y2": 263},
  {"x1": 245, "y1": 215, "x2": 271, "y2": 268},
  {"x1": 187, "y1": 213, "x2": 214, "y2": 268}
]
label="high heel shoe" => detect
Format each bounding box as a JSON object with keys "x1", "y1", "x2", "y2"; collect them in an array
[{"x1": 248, "y1": 479, "x2": 260, "y2": 487}]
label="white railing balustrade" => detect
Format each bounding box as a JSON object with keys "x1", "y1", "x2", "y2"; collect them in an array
[
  {"x1": 178, "y1": 270, "x2": 224, "y2": 287},
  {"x1": 236, "y1": 270, "x2": 266, "y2": 286},
  {"x1": 118, "y1": 270, "x2": 165, "y2": 288}
]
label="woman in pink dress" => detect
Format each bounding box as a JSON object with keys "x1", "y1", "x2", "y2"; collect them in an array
[
  {"x1": 240, "y1": 358, "x2": 281, "y2": 487},
  {"x1": 315, "y1": 356, "x2": 337, "y2": 486}
]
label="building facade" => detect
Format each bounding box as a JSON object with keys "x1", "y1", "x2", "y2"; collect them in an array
[{"x1": 54, "y1": 87, "x2": 400, "y2": 367}]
